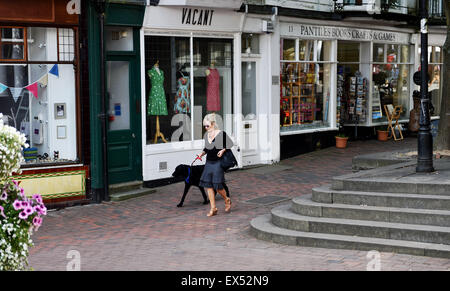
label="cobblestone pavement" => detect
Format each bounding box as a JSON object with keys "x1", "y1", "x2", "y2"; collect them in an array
[{"x1": 28, "y1": 137, "x2": 450, "y2": 271}]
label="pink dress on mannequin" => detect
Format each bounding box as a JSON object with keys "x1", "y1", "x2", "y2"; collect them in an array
[{"x1": 206, "y1": 68, "x2": 220, "y2": 111}]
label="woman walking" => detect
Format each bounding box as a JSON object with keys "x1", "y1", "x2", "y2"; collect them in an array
[{"x1": 198, "y1": 113, "x2": 233, "y2": 217}]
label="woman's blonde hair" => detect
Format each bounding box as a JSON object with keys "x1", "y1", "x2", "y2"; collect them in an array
[{"x1": 203, "y1": 113, "x2": 220, "y2": 130}]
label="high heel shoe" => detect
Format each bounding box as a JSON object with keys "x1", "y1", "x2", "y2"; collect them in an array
[
  {"x1": 207, "y1": 208, "x2": 218, "y2": 217},
  {"x1": 225, "y1": 198, "x2": 232, "y2": 213}
]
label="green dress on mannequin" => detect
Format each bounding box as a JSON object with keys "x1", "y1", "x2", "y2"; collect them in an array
[{"x1": 147, "y1": 66, "x2": 168, "y2": 116}]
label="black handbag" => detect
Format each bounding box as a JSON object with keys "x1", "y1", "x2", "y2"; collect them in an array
[{"x1": 220, "y1": 149, "x2": 237, "y2": 171}]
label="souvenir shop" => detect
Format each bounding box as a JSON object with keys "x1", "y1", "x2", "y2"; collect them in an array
[
  {"x1": 141, "y1": 4, "x2": 276, "y2": 182},
  {"x1": 278, "y1": 18, "x2": 416, "y2": 136},
  {"x1": 0, "y1": 0, "x2": 87, "y2": 204}
]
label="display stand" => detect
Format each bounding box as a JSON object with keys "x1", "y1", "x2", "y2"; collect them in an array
[
  {"x1": 153, "y1": 115, "x2": 168, "y2": 144},
  {"x1": 384, "y1": 104, "x2": 403, "y2": 141},
  {"x1": 281, "y1": 63, "x2": 316, "y2": 127}
]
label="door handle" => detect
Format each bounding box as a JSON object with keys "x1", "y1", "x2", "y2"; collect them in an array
[{"x1": 132, "y1": 133, "x2": 136, "y2": 139}]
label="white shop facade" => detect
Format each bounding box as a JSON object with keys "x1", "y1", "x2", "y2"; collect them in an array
[
  {"x1": 140, "y1": 4, "x2": 277, "y2": 182},
  {"x1": 276, "y1": 17, "x2": 417, "y2": 136}
]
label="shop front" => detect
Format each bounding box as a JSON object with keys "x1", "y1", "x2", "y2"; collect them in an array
[
  {"x1": 141, "y1": 5, "x2": 275, "y2": 182},
  {"x1": 0, "y1": 0, "x2": 88, "y2": 205},
  {"x1": 278, "y1": 20, "x2": 416, "y2": 136}
]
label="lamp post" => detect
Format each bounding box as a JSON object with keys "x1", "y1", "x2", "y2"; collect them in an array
[{"x1": 416, "y1": 0, "x2": 434, "y2": 173}]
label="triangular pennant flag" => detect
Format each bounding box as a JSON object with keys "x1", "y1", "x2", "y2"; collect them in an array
[
  {"x1": 49, "y1": 64, "x2": 59, "y2": 77},
  {"x1": 0, "y1": 83, "x2": 7, "y2": 94},
  {"x1": 38, "y1": 74, "x2": 48, "y2": 87},
  {"x1": 9, "y1": 88, "x2": 23, "y2": 102},
  {"x1": 25, "y1": 82, "x2": 38, "y2": 99}
]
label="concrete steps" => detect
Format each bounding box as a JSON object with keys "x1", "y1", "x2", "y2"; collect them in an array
[
  {"x1": 312, "y1": 185, "x2": 450, "y2": 211},
  {"x1": 272, "y1": 204, "x2": 450, "y2": 245},
  {"x1": 250, "y1": 162, "x2": 450, "y2": 258},
  {"x1": 293, "y1": 194, "x2": 450, "y2": 227},
  {"x1": 250, "y1": 214, "x2": 450, "y2": 259}
]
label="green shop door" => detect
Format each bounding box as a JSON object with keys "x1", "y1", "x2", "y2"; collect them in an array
[{"x1": 106, "y1": 54, "x2": 142, "y2": 184}]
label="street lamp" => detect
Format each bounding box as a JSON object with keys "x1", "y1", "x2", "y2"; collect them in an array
[{"x1": 416, "y1": 0, "x2": 434, "y2": 173}]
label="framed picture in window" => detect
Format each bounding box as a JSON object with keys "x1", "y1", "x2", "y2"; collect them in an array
[{"x1": 54, "y1": 103, "x2": 66, "y2": 119}]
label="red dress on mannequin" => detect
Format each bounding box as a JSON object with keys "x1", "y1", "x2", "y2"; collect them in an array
[{"x1": 206, "y1": 68, "x2": 220, "y2": 111}]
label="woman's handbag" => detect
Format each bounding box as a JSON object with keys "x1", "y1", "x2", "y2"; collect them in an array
[{"x1": 220, "y1": 149, "x2": 237, "y2": 171}]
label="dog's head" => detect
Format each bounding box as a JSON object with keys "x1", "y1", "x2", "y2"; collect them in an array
[{"x1": 172, "y1": 164, "x2": 189, "y2": 178}]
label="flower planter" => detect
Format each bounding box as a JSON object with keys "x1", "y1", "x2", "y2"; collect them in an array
[
  {"x1": 377, "y1": 130, "x2": 389, "y2": 141},
  {"x1": 335, "y1": 136, "x2": 348, "y2": 149}
]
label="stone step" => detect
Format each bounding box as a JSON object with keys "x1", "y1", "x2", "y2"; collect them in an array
[
  {"x1": 313, "y1": 185, "x2": 450, "y2": 211},
  {"x1": 332, "y1": 162, "x2": 450, "y2": 196},
  {"x1": 109, "y1": 181, "x2": 143, "y2": 194},
  {"x1": 292, "y1": 195, "x2": 450, "y2": 227},
  {"x1": 109, "y1": 187, "x2": 157, "y2": 202},
  {"x1": 250, "y1": 214, "x2": 450, "y2": 259},
  {"x1": 271, "y1": 204, "x2": 450, "y2": 245}
]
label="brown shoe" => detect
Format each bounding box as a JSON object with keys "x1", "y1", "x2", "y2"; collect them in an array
[
  {"x1": 207, "y1": 208, "x2": 218, "y2": 217},
  {"x1": 225, "y1": 198, "x2": 232, "y2": 213}
]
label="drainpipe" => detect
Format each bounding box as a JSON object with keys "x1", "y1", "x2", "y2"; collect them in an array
[{"x1": 94, "y1": 0, "x2": 110, "y2": 202}]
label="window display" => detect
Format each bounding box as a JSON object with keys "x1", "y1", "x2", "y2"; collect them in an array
[
  {"x1": 372, "y1": 43, "x2": 411, "y2": 122},
  {"x1": 144, "y1": 36, "x2": 233, "y2": 144},
  {"x1": 280, "y1": 39, "x2": 333, "y2": 132},
  {"x1": 427, "y1": 46, "x2": 443, "y2": 117},
  {"x1": 0, "y1": 27, "x2": 78, "y2": 166}
]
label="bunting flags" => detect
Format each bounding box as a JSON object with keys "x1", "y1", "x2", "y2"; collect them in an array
[
  {"x1": 49, "y1": 64, "x2": 59, "y2": 77},
  {"x1": 25, "y1": 82, "x2": 38, "y2": 99},
  {"x1": 0, "y1": 65, "x2": 60, "y2": 102},
  {"x1": 38, "y1": 74, "x2": 48, "y2": 87},
  {"x1": 0, "y1": 83, "x2": 7, "y2": 94},
  {"x1": 9, "y1": 88, "x2": 23, "y2": 103}
]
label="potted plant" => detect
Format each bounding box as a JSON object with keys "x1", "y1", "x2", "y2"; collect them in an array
[
  {"x1": 0, "y1": 113, "x2": 47, "y2": 270},
  {"x1": 335, "y1": 132, "x2": 349, "y2": 149},
  {"x1": 376, "y1": 125, "x2": 390, "y2": 141}
]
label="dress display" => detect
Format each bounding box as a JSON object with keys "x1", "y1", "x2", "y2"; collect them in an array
[
  {"x1": 147, "y1": 67, "x2": 168, "y2": 116},
  {"x1": 206, "y1": 68, "x2": 220, "y2": 112},
  {"x1": 173, "y1": 75, "x2": 190, "y2": 114}
]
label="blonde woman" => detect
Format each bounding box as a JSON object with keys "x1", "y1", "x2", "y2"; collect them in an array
[{"x1": 197, "y1": 113, "x2": 233, "y2": 217}]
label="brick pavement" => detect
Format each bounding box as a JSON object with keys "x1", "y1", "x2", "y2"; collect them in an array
[{"x1": 28, "y1": 137, "x2": 450, "y2": 270}]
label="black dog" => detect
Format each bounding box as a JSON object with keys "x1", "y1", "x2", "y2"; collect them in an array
[{"x1": 172, "y1": 164, "x2": 230, "y2": 207}]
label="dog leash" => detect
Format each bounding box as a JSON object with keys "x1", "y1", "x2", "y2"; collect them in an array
[{"x1": 186, "y1": 155, "x2": 203, "y2": 183}]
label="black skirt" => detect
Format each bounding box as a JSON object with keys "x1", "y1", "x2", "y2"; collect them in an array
[{"x1": 199, "y1": 160, "x2": 225, "y2": 190}]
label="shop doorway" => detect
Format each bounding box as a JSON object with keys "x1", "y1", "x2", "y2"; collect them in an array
[
  {"x1": 241, "y1": 59, "x2": 260, "y2": 166},
  {"x1": 105, "y1": 28, "x2": 142, "y2": 184}
]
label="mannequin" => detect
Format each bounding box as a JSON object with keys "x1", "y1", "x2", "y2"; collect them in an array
[
  {"x1": 205, "y1": 61, "x2": 221, "y2": 112},
  {"x1": 148, "y1": 60, "x2": 168, "y2": 143}
]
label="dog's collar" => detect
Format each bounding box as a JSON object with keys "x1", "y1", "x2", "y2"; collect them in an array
[{"x1": 185, "y1": 167, "x2": 191, "y2": 184}]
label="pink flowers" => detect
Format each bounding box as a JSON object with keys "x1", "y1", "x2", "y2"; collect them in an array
[
  {"x1": 0, "y1": 205, "x2": 6, "y2": 218},
  {"x1": 2, "y1": 182, "x2": 46, "y2": 232}
]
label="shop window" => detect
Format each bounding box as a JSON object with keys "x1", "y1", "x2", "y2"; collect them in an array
[
  {"x1": 373, "y1": 43, "x2": 385, "y2": 62},
  {"x1": 144, "y1": 36, "x2": 234, "y2": 144},
  {"x1": 105, "y1": 27, "x2": 133, "y2": 52},
  {"x1": 282, "y1": 39, "x2": 295, "y2": 61},
  {"x1": 0, "y1": 27, "x2": 26, "y2": 61},
  {"x1": 58, "y1": 28, "x2": 75, "y2": 62},
  {"x1": 338, "y1": 41, "x2": 359, "y2": 63},
  {"x1": 299, "y1": 40, "x2": 314, "y2": 61},
  {"x1": 242, "y1": 33, "x2": 259, "y2": 54},
  {"x1": 427, "y1": 46, "x2": 443, "y2": 116},
  {"x1": 0, "y1": 27, "x2": 78, "y2": 166},
  {"x1": 372, "y1": 43, "x2": 412, "y2": 122},
  {"x1": 280, "y1": 40, "x2": 333, "y2": 133},
  {"x1": 193, "y1": 38, "x2": 233, "y2": 140}
]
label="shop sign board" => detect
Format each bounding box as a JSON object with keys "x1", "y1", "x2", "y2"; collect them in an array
[
  {"x1": 281, "y1": 23, "x2": 410, "y2": 44},
  {"x1": 143, "y1": 6, "x2": 243, "y2": 32}
]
